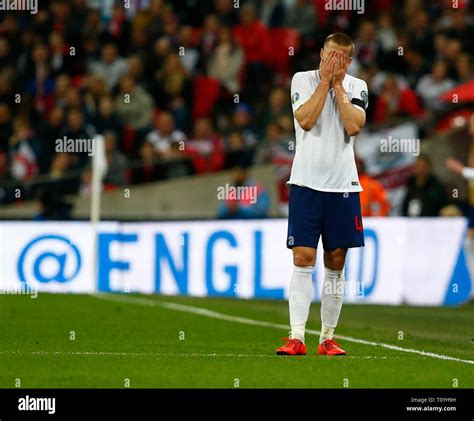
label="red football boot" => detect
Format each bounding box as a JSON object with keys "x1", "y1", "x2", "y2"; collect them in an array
[
  {"x1": 276, "y1": 338, "x2": 306, "y2": 355},
  {"x1": 318, "y1": 338, "x2": 346, "y2": 356}
]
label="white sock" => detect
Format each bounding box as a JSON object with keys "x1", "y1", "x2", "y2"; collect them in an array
[
  {"x1": 289, "y1": 265, "x2": 313, "y2": 342},
  {"x1": 320, "y1": 267, "x2": 345, "y2": 343}
]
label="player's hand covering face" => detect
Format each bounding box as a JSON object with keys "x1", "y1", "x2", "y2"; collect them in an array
[
  {"x1": 332, "y1": 53, "x2": 351, "y2": 86},
  {"x1": 319, "y1": 50, "x2": 337, "y2": 83}
]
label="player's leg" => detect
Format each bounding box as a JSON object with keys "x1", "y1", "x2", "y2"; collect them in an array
[
  {"x1": 318, "y1": 192, "x2": 365, "y2": 356},
  {"x1": 318, "y1": 248, "x2": 347, "y2": 355},
  {"x1": 276, "y1": 246, "x2": 316, "y2": 355},
  {"x1": 289, "y1": 246, "x2": 316, "y2": 340},
  {"x1": 276, "y1": 186, "x2": 323, "y2": 356}
]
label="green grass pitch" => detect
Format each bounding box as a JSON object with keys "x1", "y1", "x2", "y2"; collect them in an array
[{"x1": 0, "y1": 293, "x2": 473, "y2": 388}]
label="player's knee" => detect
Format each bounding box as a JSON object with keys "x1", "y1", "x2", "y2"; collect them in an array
[
  {"x1": 324, "y1": 251, "x2": 346, "y2": 271},
  {"x1": 293, "y1": 250, "x2": 316, "y2": 267}
]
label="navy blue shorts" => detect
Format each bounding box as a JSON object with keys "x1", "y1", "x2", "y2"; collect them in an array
[
  {"x1": 468, "y1": 206, "x2": 474, "y2": 229},
  {"x1": 286, "y1": 185, "x2": 365, "y2": 250}
]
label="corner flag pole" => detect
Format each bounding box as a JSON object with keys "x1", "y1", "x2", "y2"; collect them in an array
[{"x1": 91, "y1": 134, "x2": 107, "y2": 291}]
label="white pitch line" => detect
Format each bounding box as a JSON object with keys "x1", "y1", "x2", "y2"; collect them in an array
[
  {"x1": 92, "y1": 293, "x2": 474, "y2": 366},
  {"x1": 0, "y1": 350, "x2": 388, "y2": 359}
]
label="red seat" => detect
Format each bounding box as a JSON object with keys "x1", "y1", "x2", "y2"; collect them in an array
[
  {"x1": 192, "y1": 76, "x2": 221, "y2": 119},
  {"x1": 122, "y1": 125, "x2": 136, "y2": 156},
  {"x1": 314, "y1": 0, "x2": 330, "y2": 28},
  {"x1": 191, "y1": 27, "x2": 204, "y2": 46},
  {"x1": 233, "y1": 23, "x2": 272, "y2": 64},
  {"x1": 268, "y1": 28, "x2": 301, "y2": 77}
]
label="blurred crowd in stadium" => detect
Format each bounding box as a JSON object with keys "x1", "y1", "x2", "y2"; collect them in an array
[{"x1": 0, "y1": 0, "x2": 473, "y2": 220}]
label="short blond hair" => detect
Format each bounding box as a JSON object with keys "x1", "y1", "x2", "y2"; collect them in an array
[{"x1": 324, "y1": 33, "x2": 354, "y2": 55}]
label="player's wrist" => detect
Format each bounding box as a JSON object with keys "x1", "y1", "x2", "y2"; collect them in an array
[{"x1": 320, "y1": 79, "x2": 331, "y2": 88}]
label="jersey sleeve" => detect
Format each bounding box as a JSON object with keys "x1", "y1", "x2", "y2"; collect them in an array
[
  {"x1": 291, "y1": 72, "x2": 312, "y2": 114},
  {"x1": 351, "y1": 79, "x2": 369, "y2": 114}
]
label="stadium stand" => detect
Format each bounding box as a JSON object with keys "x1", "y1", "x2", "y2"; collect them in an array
[{"x1": 0, "y1": 0, "x2": 473, "y2": 220}]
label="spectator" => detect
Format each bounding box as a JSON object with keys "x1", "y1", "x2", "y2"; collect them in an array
[
  {"x1": 198, "y1": 14, "x2": 221, "y2": 71},
  {"x1": 444, "y1": 38, "x2": 463, "y2": 73},
  {"x1": 48, "y1": 152, "x2": 79, "y2": 195},
  {"x1": 353, "y1": 21, "x2": 379, "y2": 67},
  {"x1": 145, "y1": 37, "x2": 172, "y2": 82},
  {"x1": 52, "y1": 73, "x2": 72, "y2": 110},
  {"x1": 78, "y1": 167, "x2": 94, "y2": 198},
  {"x1": 89, "y1": 43, "x2": 128, "y2": 91},
  {"x1": 234, "y1": 4, "x2": 270, "y2": 100},
  {"x1": 402, "y1": 154, "x2": 448, "y2": 217},
  {"x1": 0, "y1": 70, "x2": 14, "y2": 104},
  {"x1": 214, "y1": 0, "x2": 238, "y2": 26},
  {"x1": 26, "y1": 63, "x2": 55, "y2": 115},
  {"x1": 376, "y1": 13, "x2": 397, "y2": 53},
  {"x1": 260, "y1": 0, "x2": 286, "y2": 28},
  {"x1": 115, "y1": 75, "x2": 154, "y2": 135},
  {"x1": 446, "y1": 157, "x2": 474, "y2": 181},
  {"x1": 260, "y1": 87, "x2": 293, "y2": 134},
  {"x1": 151, "y1": 53, "x2": 192, "y2": 130},
  {"x1": 126, "y1": 55, "x2": 146, "y2": 86},
  {"x1": 185, "y1": 118, "x2": 225, "y2": 174},
  {"x1": 83, "y1": 7, "x2": 105, "y2": 40},
  {"x1": 0, "y1": 103, "x2": 12, "y2": 153},
  {"x1": 178, "y1": 25, "x2": 200, "y2": 74},
  {"x1": 373, "y1": 75, "x2": 424, "y2": 123},
  {"x1": 416, "y1": 60, "x2": 455, "y2": 111},
  {"x1": 356, "y1": 158, "x2": 390, "y2": 217},
  {"x1": 146, "y1": 0, "x2": 166, "y2": 39},
  {"x1": 103, "y1": 132, "x2": 127, "y2": 188},
  {"x1": 287, "y1": 0, "x2": 317, "y2": 39},
  {"x1": 145, "y1": 112, "x2": 186, "y2": 159},
  {"x1": 208, "y1": 26, "x2": 244, "y2": 94},
  {"x1": 48, "y1": 31, "x2": 75, "y2": 76},
  {"x1": 38, "y1": 106, "x2": 65, "y2": 173},
  {"x1": 93, "y1": 96, "x2": 123, "y2": 139},
  {"x1": 9, "y1": 118, "x2": 39, "y2": 183},
  {"x1": 82, "y1": 35, "x2": 101, "y2": 70},
  {"x1": 228, "y1": 103, "x2": 257, "y2": 147},
  {"x1": 217, "y1": 165, "x2": 270, "y2": 219},
  {"x1": 131, "y1": 142, "x2": 166, "y2": 184},
  {"x1": 0, "y1": 37, "x2": 14, "y2": 69},
  {"x1": 255, "y1": 122, "x2": 293, "y2": 215},
  {"x1": 223, "y1": 130, "x2": 253, "y2": 169},
  {"x1": 407, "y1": 11, "x2": 433, "y2": 57},
  {"x1": 255, "y1": 122, "x2": 292, "y2": 165},
  {"x1": 455, "y1": 53, "x2": 473, "y2": 82},
  {"x1": 83, "y1": 74, "x2": 109, "y2": 117},
  {"x1": 60, "y1": 108, "x2": 96, "y2": 167},
  {"x1": 403, "y1": 48, "x2": 430, "y2": 88},
  {"x1": 2, "y1": 0, "x2": 474, "y2": 215},
  {"x1": 445, "y1": 10, "x2": 474, "y2": 55},
  {"x1": 34, "y1": 189, "x2": 72, "y2": 221}
]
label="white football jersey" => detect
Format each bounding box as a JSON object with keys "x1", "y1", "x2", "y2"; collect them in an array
[{"x1": 288, "y1": 70, "x2": 368, "y2": 192}]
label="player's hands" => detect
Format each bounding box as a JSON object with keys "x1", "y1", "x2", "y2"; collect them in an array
[
  {"x1": 446, "y1": 158, "x2": 465, "y2": 175},
  {"x1": 332, "y1": 53, "x2": 350, "y2": 87},
  {"x1": 319, "y1": 50, "x2": 337, "y2": 84}
]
